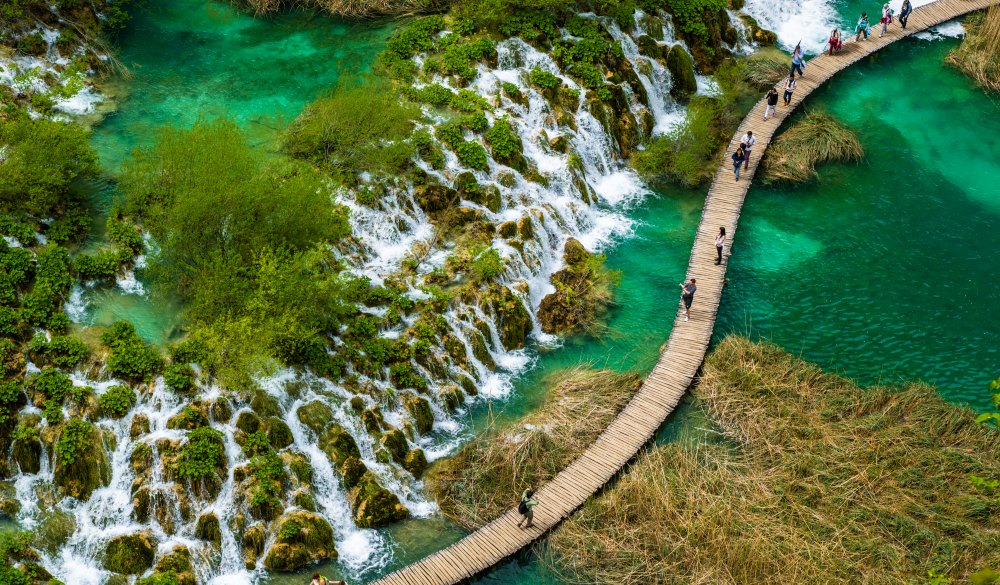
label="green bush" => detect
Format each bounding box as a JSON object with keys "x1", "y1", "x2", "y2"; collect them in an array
[
  {"x1": 169, "y1": 339, "x2": 209, "y2": 366},
  {"x1": 30, "y1": 368, "x2": 73, "y2": 404},
  {"x1": 174, "y1": 427, "x2": 225, "y2": 481},
  {"x1": 73, "y1": 248, "x2": 132, "y2": 280},
  {"x1": 0, "y1": 115, "x2": 97, "y2": 220},
  {"x1": 283, "y1": 77, "x2": 418, "y2": 179},
  {"x1": 97, "y1": 385, "x2": 136, "y2": 419},
  {"x1": 28, "y1": 335, "x2": 89, "y2": 369},
  {"x1": 413, "y1": 131, "x2": 446, "y2": 170},
  {"x1": 411, "y1": 83, "x2": 454, "y2": 107},
  {"x1": 106, "y1": 218, "x2": 144, "y2": 253},
  {"x1": 101, "y1": 321, "x2": 163, "y2": 382},
  {"x1": 485, "y1": 117, "x2": 523, "y2": 167},
  {"x1": 530, "y1": 67, "x2": 561, "y2": 90},
  {"x1": 384, "y1": 16, "x2": 445, "y2": 61},
  {"x1": 55, "y1": 417, "x2": 92, "y2": 467},
  {"x1": 164, "y1": 363, "x2": 196, "y2": 393},
  {"x1": 21, "y1": 245, "x2": 72, "y2": 332},
  {"x1": 472, "y1": 247, "x2": 505, "y2": 281},
  {"x1": 664, "y1": 0, "x2": 728, "y2": 42},
  {"x1": 435, "y1": 123, "x2": 464, "y2": 148},
  {"x1": 455, "y1": 141, "x2": 489, "y2": 170},
  {"x1": 464, "y1": 111, "x2": 489, "y2": 133}
]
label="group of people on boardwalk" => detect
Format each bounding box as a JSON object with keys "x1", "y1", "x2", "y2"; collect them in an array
[{"x1": 855, "y1": 0, "x2": 912, "y2": 40}]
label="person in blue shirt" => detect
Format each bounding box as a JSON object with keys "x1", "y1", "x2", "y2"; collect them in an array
[{"x1": 790, "y1": 43, "x2": 805, "y2": 77}]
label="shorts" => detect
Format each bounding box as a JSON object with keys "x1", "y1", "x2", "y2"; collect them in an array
[{"x1": 682, "y1": 295, "x2": 693, "y2": 309}]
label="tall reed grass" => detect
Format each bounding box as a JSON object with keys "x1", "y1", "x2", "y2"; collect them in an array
[
  {"x1": 762, "y1": 110, "x2": 864, "y2": 183},
  {"x1": 947, "y1": 7, "x2": 1000, "y2": 94},
  {"x1": 545, "y1": 337, "x2": 1000, "y2": 585}
]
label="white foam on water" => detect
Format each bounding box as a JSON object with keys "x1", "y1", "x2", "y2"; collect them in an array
[{"x1": 742, "y1": 0, "x2": 839, "y2": 54}]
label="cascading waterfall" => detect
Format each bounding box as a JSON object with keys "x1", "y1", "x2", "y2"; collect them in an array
[{"x1": 6, "y1": 8, "x2": 738, "y2": 585}]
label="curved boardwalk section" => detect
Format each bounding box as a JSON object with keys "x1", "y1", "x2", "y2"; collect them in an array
[{"x1": 371, "y1": 1, "x2": 997, "y2": 583}]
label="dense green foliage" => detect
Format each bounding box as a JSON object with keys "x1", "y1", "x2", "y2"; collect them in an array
[
  {"x1": 27, "y1": 334, "x2": 88, "y2": 369},
  {"x1": 101, "y1": 321, "x2": 163, "y2": 382},
  {"x1": 284, "y1": 77, "x2": 419, "y2": 180},
  {"x1": 97, "y1": 385, "x2": 137, "y2": 418},
  {"x1": 55, "y1": 417, "x2": 92, "y2": 467},
  {"x1": 120, "y1": 120, "x2": 355, "y2": 384},
  {"x1": 0, "y1": 116, "x2": 96, "y2": 226},
  {"x1": 174, "y1": 427, "x2": 226, "y2": 481}
]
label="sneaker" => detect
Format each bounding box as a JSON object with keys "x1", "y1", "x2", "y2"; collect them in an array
[{"x1": 684, "y1": 316, "x2": 690, "y2": 322}]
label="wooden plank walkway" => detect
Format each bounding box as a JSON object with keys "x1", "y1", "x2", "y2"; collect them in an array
[{"x1": 369, "y1": 0, "x2": 998, "y2": 582}]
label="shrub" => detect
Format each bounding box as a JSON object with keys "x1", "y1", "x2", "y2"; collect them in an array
[
  {"x1": 435, "y1": 123, "x2": 464, "y2": 148},
  {"x1": 73, "y1": 248, "x2": 131, "y2": 280},
  {"x1": 164, "y1": 363, "x2": 196, "y2": 393},
  {"x1": 413, "y1": 131, "x2": 446, "y2": 170},
  {"x1": 455, "y1": 141, "x2": 489, "y2": 170},
  {"x1": 101, "y1": 321, "x2": 163, "y2": 382},
  {"x1": 30, "y1": 368, "x2": 73, "y2": 403},
  {"x1": 471, "y1": 247, "x2": 505, "y2": 282},
  {"x1": 664, "y1": 0, "x2": 728, "y2": 42},
  {"x1": 463, "y1": 111, "x2": 489, "y2": 133},
  {"x1": 484, "y1": 117, "x2": 523, "y2": 166},
  {"x1": 411, "y1": 83, "x2": 454, "y2": 107},
  {"x1": 284, "y1": 77, "x2": 418, "y2": 179},
  {"x1": 169, "y1": 339, "x2": 208, "y2": 365},
  {"x1": 106, "y1": 217, "x2": 144, "y2": 253},
  {"x1": 28, "y1": 335, "x2": 89, "y2": 369},
  {"x1": 174, "y1": 427, "x2": 225, "y2": 481},
  {"x1": 97, "y1": 385, "x2": 136, "y2": 419},
  {"x1": 21, "y1": 245, "x2": 72, "y2": 332},
  {"x1": 55, "y1": 417, "x2": 92, "y2": 467},
  {"x1": 529, "y1": 67, "x2": 561, "y2": 90}
]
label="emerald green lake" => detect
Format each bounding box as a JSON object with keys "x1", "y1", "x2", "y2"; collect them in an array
[{"x1": 71, "y1": 1, "x2": 999, "y2": 582}]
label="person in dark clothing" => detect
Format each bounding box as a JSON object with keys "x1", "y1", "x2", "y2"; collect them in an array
[
  {"x1": 764, "y1": 87, "x2": 779, "y2": 120},
  {"x1": 783, "y1": 73, "x2": 797, "y2": 106},
  {"x1": 517, "y1": 489, "x2": 538, "y2": 528},
  {"x1": 732, "y1": 146, "x2": 746, "y2": 181},
  {"x1": 899, "y1": 0, "x2": 912, "y2": 28},
  {"x1": 680, "y1": 278, "x2": 697, "y2": 322},
  {"x1": 714, "y1": 226, "x2": 726, "y2": 265}
]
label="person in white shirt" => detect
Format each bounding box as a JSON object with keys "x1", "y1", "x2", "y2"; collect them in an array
[
  {"x1": 783, "y1": 73, "x2": 797, "y2": 105},
  {"x1": 714, "y1": 226, "x2": 726, "y2": 265},
  {"x1": 739, "y1": 130, "x2": 757, "y2": 170}
]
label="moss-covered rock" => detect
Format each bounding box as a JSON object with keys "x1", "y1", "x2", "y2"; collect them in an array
[
  {"x1": 340, "y1": 457, "x2": 368, "y2": 489},
  {"x1": 130, "y1": 413, "x2": 150, "y2": 438},
  {"x1": 319, "y1": 423, "x2": 360, "y2": 466},
  {"x1": 360, "y1": 406, "x2": 385, "y2": 434},
  {"x1": 281, "y1": 450, "x2": 313, "y2": 485},
  {"x1": 33, "y1": 507, "x2": 76, "y2": 555},
  {"x1": 415, "y1": 184, "x2": 458, "y2": 213},
  {"x1": 250, "y1": 390, "x2": 282, "y2": 417},
  {"x1": 296, "y1": 400, "x2": 333, "y2": 435},
  {"x1": 12, "y1": 414, "x2": 42, "y2": 474},
  {"x1": 348, "y1": 472, "x2": 409, "y2": 528},
  {"x1": 53, "y1": 418, "x2": 111, "y2": 500},
  {"x1": 147, "y1": 545, "x2": 197, "y2": 585},
  {"x1": 403, "y1": 448, "x2": 428, "y2": 478},
  {"x1": 402, "y1": 393, "x2": 434, "y2": 435},
  {"x1": 538, "y1": 238, "x2": 618, "y2": 335},
  {"x1": 739, "y1": 14, "x2": 778, "y2": 46},
  {"x1": 379, "y1": 428, "x2": 409, "y2": 464},
  {"x1": 486, "y1": 285, "x2": 532, "y2": 351},
  {"x1": 265, "y1": 417, "x2": 293, "y2": 450},
  {"x1": 666, "y1": 45, "x2": 697, "y2": 100},
  {"x1": 242, "y1": 522, "x2": 266, "y2": 569},
  {"x1": 637, "y1": 35, "x2": 666, "y2": 60},
  {"x1": 103, "y1": 531, "x2": 156, "y2": 574},
  {"x1": 195, "y1": 512, "x2": 222, "y2": 547},
  {"x1": 263, "y1": 511, "x2": 337, "y2": 572},
  {"x1": 235, "y1": 410, "x2": 261, "y2": 435},
  {"x1": 439, "y1": 384, "x2": 465, "y2": 412}
]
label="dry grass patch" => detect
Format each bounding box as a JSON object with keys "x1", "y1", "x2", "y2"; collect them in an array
[
  {"x1": 545, "y1": 336, "x2": 1000, "y2": 585},
  {"x1": 762, "y1": 110, "x2": 864, "y2": 183},
  {"x1": 947, "y1": 7, "x2": 1000, "y2": 94},
  {"x1": 424, "y1": 368, "x2": 641, "y2": 530}
]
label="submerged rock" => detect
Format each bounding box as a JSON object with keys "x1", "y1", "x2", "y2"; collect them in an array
[
  {"x1": 263, "y1": 511, "x2": 337, "y2": 572},
  {"x1": 103, "y1": 531, "x2": 156, "y2": 574}
]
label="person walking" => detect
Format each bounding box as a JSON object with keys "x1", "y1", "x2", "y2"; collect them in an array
[
  {"x1": 764, "y1": 87, "x2": 779, "y2": 120},
  {"x1": 783, "y1": 73, "x2": 796, "y2": 106},
  {"x1": 680, "y1": 278, "x2": 697, "y2": 322},
  {"x1": 855, "y1": 12, "x2": 870, "y2": 41},
  {"x1": 899, "y1": 0, "x2": 912, "y2": 28},
  {"x1": 739, "y1": 130, "x2": 756, "y2": 170},
  {"x1": 879, "y1": 2, "x2": 893, "y2": 37},
  {"x1": 714, "y1": 227, "x2": 726, "y2": 265},
  {"x1": 310, "y1": 574, "x2": 346, "y2": 585},
  {"x1": 790, "y1": 43, "x2": 805, "y2": 77},
  {"x1": 516, "y1": 489, "x2": 538, "y2": 528},
  {"x1": 828, "y1": 29, "x2": 843, "y2": 55},
  {"x1": 731, "y1": 145, "x2": 746, "y2": 181}
]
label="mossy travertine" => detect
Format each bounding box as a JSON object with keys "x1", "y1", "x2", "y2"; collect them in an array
[
  {"x1": 53, "y1": 419, "x2": 111, "y2": 500},
  {"x1": 349, "y1": 471, "x2": 409, "y2": 528},
  {"x1": 263, "y1": 511, "x2": 337, "y2": 571},
  {"x1": 319, "y1": 423, "x2": 360, "y2": 465},
  {"x1": 103, "y1": 531, "x2": 156, "y2": 574},
  {"x1": 666, "y1": 44, "x2": 698, "y2": 100},
  {"x1": 537, "y1": 238, "x2": 619, "y2": 335},
  {"x1": 402, "y1": 392, "x2": 434, "y2": 434},
  {"x1": 297, "y1": 400, "x2": 334, "y2": 435}
]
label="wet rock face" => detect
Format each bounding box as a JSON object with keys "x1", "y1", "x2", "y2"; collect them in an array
[
  {"x1": 148, "y1": 545, "x2": 198, "y2": 585},
  {"x1": 319, "y1": 423, "x2": 361, "y2": 466},
  {"x1": 103, "y1": 531, "x2": 156, "y2": 574},
  {"x1": 404, "y1": 448, "x2": 428, "y2": 478},
  {"x1": 263, "y1": 511, "x2": 337, "y2": 572},
  {"x1": 666, "y1": 44, "x2": 697, "y2": 100},
  {"x1": 195, "y1": 512, "x2": 222, "y2": 547},
  {"x1": 402, "y1": 392, "x2": 434, "y2": 435},
  {"x1": 484, "y1": 285, "x2": 532, "y2": 351},
  {"x1": 297, "y1": 400, "x2": 334, "y2": 436},
  {"x1": 348, "y1": 471, "x2": 410, "y2": 528}
]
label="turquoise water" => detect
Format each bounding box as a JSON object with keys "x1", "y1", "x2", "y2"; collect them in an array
[{"x1": 65, "y1": 2, "x2": 999, "y2": 582}]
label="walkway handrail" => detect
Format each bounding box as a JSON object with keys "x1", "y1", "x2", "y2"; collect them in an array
[{"x1": 369, "y1": 1, "x2": 998, "y2": 582}]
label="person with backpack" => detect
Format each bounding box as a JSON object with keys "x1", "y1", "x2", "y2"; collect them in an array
[
  {"x1": 899, "y1": 0, "x2": 912, "y2": 28},
  {"x1": 516, "y1": 489, "x2": 538, "y2": 528},
  {"x1": 855, "y1": 12, "x2": 871, "y2": 41},
  {"x1": 739, "y1": 130, "x2": 756, "y2": 170},
  {"x1": 783, "y1": 73, "x2": 797, "y2": 106},
  {"x1": 764, "y1": 87, "x2": 779, "y2": 120}
]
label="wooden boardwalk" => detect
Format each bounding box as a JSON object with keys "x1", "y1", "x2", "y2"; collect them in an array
[{"x1": 370, "y1": 0, "x2": 998, "y2": 582}]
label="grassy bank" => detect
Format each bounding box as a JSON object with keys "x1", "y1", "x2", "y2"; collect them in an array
[
  {"x1": 762, "y1": 110, "x2": 864, "y2": 183},
  {"x1": 424, "y1": 367, "x2": 641, "y2": 529},
  {"x1": 546, "y1": 337, "x2": 1000, "y2": 584},
  {"x1": 947, "y1": 7, "x2": 1000, "y2": 94}
]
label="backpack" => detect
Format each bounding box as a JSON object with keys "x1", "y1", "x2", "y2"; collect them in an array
[{"x1": 518, "y1": 498, "x2": 528, "y2": 515}]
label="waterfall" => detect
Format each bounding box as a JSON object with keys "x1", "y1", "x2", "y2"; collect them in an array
[{"x1": 6, "y1": 9, "x2": 720, "y2": 584}]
